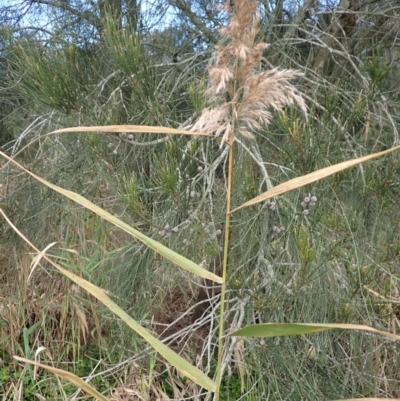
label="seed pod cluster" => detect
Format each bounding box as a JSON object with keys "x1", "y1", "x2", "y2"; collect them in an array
[
  {"x1": 272, "y1": 225, "x2": 285, "y2": 235},
  {"x1": 265, "y1": 200, "x2": 276, "y2": 211},
  {"x1": 301, "y1": 193, "x2": 317, "y2": 216},
  {"x1": 158, "y1": 223, "x2": 180, "y2": 238}
]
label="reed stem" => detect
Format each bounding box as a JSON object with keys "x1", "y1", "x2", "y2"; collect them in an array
[{"x1": 215, "y1": 139, "x2": 234, "y2": 400}]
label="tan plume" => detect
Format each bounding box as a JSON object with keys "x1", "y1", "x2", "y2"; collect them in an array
[{"x1": 187, "y1": 0, "x2": 307, "y2": 145}]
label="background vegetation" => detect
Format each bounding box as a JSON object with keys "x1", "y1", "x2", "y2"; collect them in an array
[{"x1": 1, "y1": 0, "x2": 400, "y2": 399}]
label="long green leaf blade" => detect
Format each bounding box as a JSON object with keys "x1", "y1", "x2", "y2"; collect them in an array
[
  {"x1": 230, "y1": 323, "x2": 400, "y2": 341},
  {"x1": 54, "y1": 263, "x2": 217, "y2": 391},
  {"x1": 337, "y1": 399, "x2": 400, "y2": 401},
  {"x1": 3, "y1": 211, "x2": 216, "y2": 392},
  {"x1": 0, "y1": 152, "x2": 222, "y2": 284}
]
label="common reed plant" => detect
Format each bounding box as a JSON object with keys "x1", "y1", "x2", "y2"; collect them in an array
[
  {"x1": 184, "y1": 0, "x2": 307, "y2": 395},
  {"x1": 2, "y1": 1, "x2": 400, "y2": 400}
]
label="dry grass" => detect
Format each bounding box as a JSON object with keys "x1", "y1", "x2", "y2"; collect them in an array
[{"x1": 0, "y1": 251, "x2": 94, "y2": 358}]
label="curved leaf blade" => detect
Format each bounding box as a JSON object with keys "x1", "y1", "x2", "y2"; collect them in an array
[
  {"x1": 3, "y1": 212, "x2": 216, "y2": 392},
  {"x1": 50, "y1": 125, "x2": 215, "y2": 138},
  {"x1": 13, "y1": 356, "x2": 109, "y2": 401},
  {"x1": 0, "y1": 152, "x2": 222, "y2": 284},
  {"x1": 55, "y1": 263, "x2": 217, "y2": 391},
  {"x1": 231, "y1": 145, "x2": 400, "y2": 213},
  {"x1": 230, "y1": 323, "x2": 400, "y2": 341}
]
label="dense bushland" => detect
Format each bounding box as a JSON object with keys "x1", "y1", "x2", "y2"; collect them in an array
[{"x1": 1, "y1": 0, "x2": 400, "y2": 399}]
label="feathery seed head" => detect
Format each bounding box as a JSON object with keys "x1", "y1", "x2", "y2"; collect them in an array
[{"x1": 187, "y1": 0, "x2": 306, "y2": 145}]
